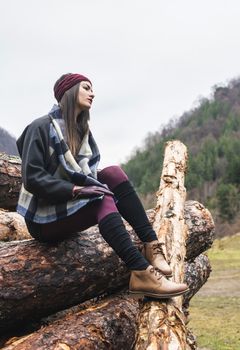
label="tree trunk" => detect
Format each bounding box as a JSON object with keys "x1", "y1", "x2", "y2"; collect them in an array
[
  {"x1": 135, "y1": 140, "x2": 190, "y2": 350},
  {"x1": 1, "y1": 253, "x2": 210, "y2": 350},
  {"x1": 0, "y1": 153, "x2": 22, "y2": 210}
]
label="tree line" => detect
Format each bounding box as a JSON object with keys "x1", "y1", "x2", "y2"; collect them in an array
[
  {"x1": 122, "y1": 78, "x2": 240, "y2": 234},
  {"x1": 0, "y1": 127, "x2": 18, "y2": 156}
]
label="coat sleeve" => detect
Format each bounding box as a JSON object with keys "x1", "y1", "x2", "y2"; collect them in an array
[{"x1": 18, "y1": 121, "x2": 74, "y2": 204}]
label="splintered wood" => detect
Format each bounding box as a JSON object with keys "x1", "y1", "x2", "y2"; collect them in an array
[{"x1": 135, "y1": 140, "x2": 189, "y2": 350}]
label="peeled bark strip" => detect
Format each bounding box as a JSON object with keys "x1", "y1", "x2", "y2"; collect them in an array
[
  {"x1": 0, "y1": 209, "x2": 31, "y2": 241},
  {"x1": 0, "y1": 153, "x2": 22, "y2": 210},
  {"x1": 1, "y1": 254, "x2": 210, "y2": 350},
  {"x1": 2, "y1": 296, "x2": 138, "y2": 350},
  {"x1": 135, "y1": 140, "x2": 190, "y2": 350}
]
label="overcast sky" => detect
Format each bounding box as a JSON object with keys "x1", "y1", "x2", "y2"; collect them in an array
[{"x1": 1, "y1": 0, "x2": 240, "y2": 166}]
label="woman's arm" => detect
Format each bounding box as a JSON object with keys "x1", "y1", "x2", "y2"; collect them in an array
[
  {"x1": 72, "y1": 185, "x2": 114, "y2": 198},
  {"x1": 19, "y1": 121, "x2": 74, "y2": 204}
]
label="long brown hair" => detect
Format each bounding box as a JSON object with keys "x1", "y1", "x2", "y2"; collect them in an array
[{"x1": 59, "y1": 83, "x2": 90, "y2": 157}]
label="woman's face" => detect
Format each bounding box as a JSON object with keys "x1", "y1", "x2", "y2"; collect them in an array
[{"x1": 77, "y1": 81, "x2": 95, "y2": 111}]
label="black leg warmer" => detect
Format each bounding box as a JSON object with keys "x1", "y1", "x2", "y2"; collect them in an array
[
  {"x1": 113, "y1": 181, "x2": 158, "y2": 242},
  {"x1": 98, "y1": 212, "x2": 149, "y2": 271}
]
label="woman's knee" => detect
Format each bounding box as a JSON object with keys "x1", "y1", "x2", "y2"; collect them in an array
[
  {"x1": 97, "y1": 194, "x2": 118, "y2": 222},
  {"x1": 98, "y1": 165, "x2": 128, "y2": 190}
]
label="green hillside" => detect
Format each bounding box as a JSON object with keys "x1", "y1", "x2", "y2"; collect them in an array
[
  {"x1": 122, "y1": 78, "x2": 240, "y2": 237},
  {"x1": 0, "y1": 127, "x2": 18, "y2": 156}
]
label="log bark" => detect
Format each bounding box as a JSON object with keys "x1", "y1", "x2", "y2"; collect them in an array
[
  {"x1": 0, "y1": 226, "x2": 129, "y2": 334},
  {"x1": 0, "y1": 201, "x2": 214, "y2": 247},
  {"x1": 2, "y1": 295, "x2": 138, "y2": 350},
  {"x1": 0, "y1": 153, "x2": 22, "y2": 210},
  {"x1": 0, "y1": 209, "x2": 31, "y2": 241},
  {"x1": 184, "y1": 200, "x2": 215, "y2": 261},
  {"x1": 1, "y1": 253, "x2": 210, "y2": 350},
  {"x1": 183, "y1": 254, "x2": 211, "y2": 309},
  {"x1": 135, "y1": 140, "x2": 190, "y2": 350},
  {"x1": 0, "y1": 217, "x2": 212, "y2": 335}
]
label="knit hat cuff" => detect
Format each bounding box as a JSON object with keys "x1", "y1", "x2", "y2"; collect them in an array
[{"x1": 54, "y1": 73, "x2": 91, "y2": 102}]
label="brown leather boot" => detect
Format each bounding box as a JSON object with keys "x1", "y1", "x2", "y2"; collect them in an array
[
  {"x1": 129, "y1": 265, "x2": 188, "y2": 298},
  {"x1": 142, "y1": 240, "x2": 172, "y2": 277}
]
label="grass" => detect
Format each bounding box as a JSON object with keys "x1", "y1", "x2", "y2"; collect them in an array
[
  {"x1": 189, "y1": 296, "x2": 240, "y2": 350},
  {"x1": 188, "y1": 234, "x2": 240, "y2": 350},
  {"x1": 208, "y1": 234, "x2": 240, "y2": 271}
]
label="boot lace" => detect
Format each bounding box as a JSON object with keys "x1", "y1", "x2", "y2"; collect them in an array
[
  {"x1": 152, "y1": 242, "x2": 166, "y2": 260},
  {"x1": 149, "y1": 266, "x2": 163, "y2": 280}
]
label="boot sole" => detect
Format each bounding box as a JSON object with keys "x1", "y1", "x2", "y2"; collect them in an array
[{"x1": 129, "y1": 288, "x2": 189, "y2": 299}]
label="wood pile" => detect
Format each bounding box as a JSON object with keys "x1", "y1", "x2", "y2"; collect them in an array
[{"x1": 0, "y1": 146, "x2": 214, "y2": 349}]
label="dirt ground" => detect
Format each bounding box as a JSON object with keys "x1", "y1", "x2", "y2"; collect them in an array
[
  {"x1": 198, "y1": 233, "x2": 240, "y2": 297},
  {"x1": 197, "y1": 268, "x2": 240, "y2": 297}
]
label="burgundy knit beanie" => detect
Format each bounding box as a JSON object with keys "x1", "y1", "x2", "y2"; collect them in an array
[{"x1": 54, "y1": 73, "x2": 92, "y2": 102}]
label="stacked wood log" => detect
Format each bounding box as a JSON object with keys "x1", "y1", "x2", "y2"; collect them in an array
[
  {"x1": 0, "y1": 209, "x2": 31, "y2": 241},
  {"x1": 2, "y1": 295, "x2": 139, "y2": 350},
  {"x1": 0, "y1": 153, "x2": 21, "y2": 210},
  {"x1": 0, "y1": 150, "x2": 215, "y2": 349}
]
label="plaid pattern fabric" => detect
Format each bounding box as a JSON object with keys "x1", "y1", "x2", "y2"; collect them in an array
[{"x1": 17, "y1": 105, "x2": 103, "y2": 224}]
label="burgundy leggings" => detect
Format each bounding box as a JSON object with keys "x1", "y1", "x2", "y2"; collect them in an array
[{"x1": 39, "y1": 166, "x2": 128, "y2": 241}]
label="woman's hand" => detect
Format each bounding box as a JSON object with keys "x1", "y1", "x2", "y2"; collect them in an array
[{"x1": 73, "y1": 185, "x2": 114, "y2": 199}]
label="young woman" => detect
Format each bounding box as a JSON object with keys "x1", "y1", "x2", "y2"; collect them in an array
[{"x1": 17, "y1": 73, "x2": 188, "y2": 298}]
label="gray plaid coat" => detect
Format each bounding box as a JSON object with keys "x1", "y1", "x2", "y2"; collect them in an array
[{"x1": 17, "y1": 105, "x2": 104, "y2": 224}]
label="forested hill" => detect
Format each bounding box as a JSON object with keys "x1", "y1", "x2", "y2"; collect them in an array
[
  {"x1": 0, "y1": 127, "x2": 18, "y2": 156},
  {"x1": 122, "y1": 77, "x2": 240, "y2": 237}
]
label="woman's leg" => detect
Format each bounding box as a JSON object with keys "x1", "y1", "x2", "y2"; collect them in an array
[
  {"x1": 38, "y1": 195, "x2": 149, "y2": 271},
  {"x1": 38, "y1": 199, "x2": 102, "y2": 242},
  {"x1": 38, "y1": 181, "x2": 187, "y2": 297},
  {"x1": 98, "y1": 166, "x2": 172, "y2": 276},
  {"x1": 98, "y1": 166, "x2": 158, "y2": 242}
]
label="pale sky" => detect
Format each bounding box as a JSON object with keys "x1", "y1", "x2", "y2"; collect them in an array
[{"x1": 1, "y1": 0, "x2": 240, "y2": 166}]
